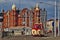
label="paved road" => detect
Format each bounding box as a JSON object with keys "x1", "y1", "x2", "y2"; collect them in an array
[{"x1": 1, "y1": 36, "x2": 60, "y2": 40}]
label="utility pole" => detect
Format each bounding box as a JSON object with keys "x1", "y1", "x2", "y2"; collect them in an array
[
  {"x1": 54, "y1": 0, "x2": 56, "y2": 37},
  {"x1": 57, "y1": 4, "x2": 60, "y2": 36}
]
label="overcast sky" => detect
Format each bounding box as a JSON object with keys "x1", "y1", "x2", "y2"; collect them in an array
[{"x1": 0, "y1": 0, "x2": 60, "y2": 20}]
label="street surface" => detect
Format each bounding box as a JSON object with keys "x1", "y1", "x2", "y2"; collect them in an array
[{"x1": 0, "y1": 35, "x2": 60, "y2": 40}]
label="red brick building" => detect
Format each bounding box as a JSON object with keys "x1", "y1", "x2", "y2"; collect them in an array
[{"x1": 2, "y1": 4, "x2": 44, "y2": 29}]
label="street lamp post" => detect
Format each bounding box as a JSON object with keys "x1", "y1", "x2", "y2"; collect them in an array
[
  {"x1": 58, "y1": 6, "x2": 60, "y2": 36},
  {"x1": 54, "y1": 0, "x2": 56, "y2": 37}
]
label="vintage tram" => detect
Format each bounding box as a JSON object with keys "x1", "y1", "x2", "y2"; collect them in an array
[{"x1": 32, "y1": 23, "x2": 44, "y2": 36}]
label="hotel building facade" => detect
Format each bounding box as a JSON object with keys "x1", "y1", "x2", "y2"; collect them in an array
[{"x1": 1, "y1": 4, "x2": 47, "y2": 35}]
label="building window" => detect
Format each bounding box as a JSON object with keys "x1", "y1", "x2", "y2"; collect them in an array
[
  {"x1": 38, "y1": 19, "x2": 40, "y2": 23},
  {"x1": 38, "y1": 15, "x2": 40, "y2": 17},
  {"x1": 23, "y1": 13, "x2": 25, "y2": 21},
  {"x1": 22, "y1": 13, "x2": 25, "y2": 26},
  {"x1": 22, "y1": 22, "x2": 25, "y2": 26}
]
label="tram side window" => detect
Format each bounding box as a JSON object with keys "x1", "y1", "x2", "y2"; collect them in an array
[{"x1": 37, "y1": 25, "x2": 41, "y2": 29}]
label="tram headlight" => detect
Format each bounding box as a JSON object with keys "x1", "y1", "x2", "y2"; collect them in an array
[
  {"x1": 32, "y1": 29, "x2": 36, "y2": 35},
  {"x1": 37, "y1": 29, "x2": 40, "y2": 35}
]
